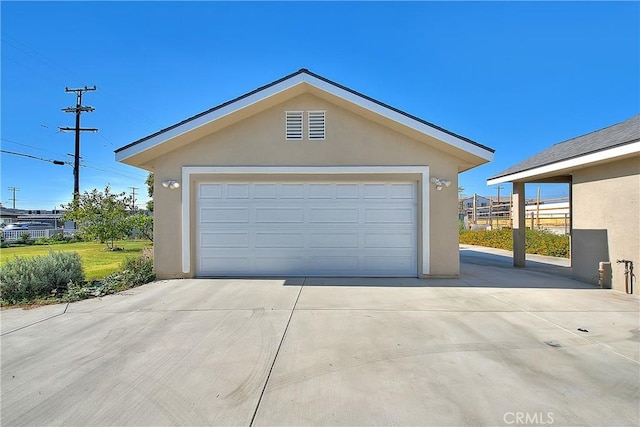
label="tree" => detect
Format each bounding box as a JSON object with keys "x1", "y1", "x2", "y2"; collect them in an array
[
  {"x1": 146, "y1": 173, "x2": 154, "y2": 212},
  {"x1": 62, "y1": 186, "x2": 134, "y2": 250},
  {"x1": 128, "y1": 213, "x2": 153, "y2": 242}
]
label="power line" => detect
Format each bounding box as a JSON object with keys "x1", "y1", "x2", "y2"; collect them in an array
[
  {"x1": 2, "y1": 137, "x2": 144, "y2": 179},
  {"x1": 1, "y1": 149, "x2": 72, "y2": 167},
  {"x1": 97, "y1": 132, "x2": 117, "y2": 148},
  {"x1": 80, "y1": 163, "x2": 145, "y2": 181},
  {"x1": 1, "y1": 137, "x2": 68, "y2": 158},
  {"x1": 60, "y1": 86, "x2": 98, "y2": 199},
  {"x1": 2, "y1": 31, "x2": 162, "y2": 130}
]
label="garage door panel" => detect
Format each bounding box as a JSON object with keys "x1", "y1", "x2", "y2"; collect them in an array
[
  {"x1": 200, "y1": 256, "x2": 250, "y2": 273},
  {"x1": 280, "y1": 184, "x2": 304, "y2": 198},
  {"x1": 309, "y1": 232, "x2": 359, "y2": 248},
  {"x1": 363, "y1": 184, "x2": 387, "y2": 198},
  {"x1": 201, "y1": 208, "x2": 249, "y2": 223},
  {"x1": 364, "y1": 232, "x2": 414, "y2": 248},
  {"x1": 196, "y1": 181, "x2": 418, "y2": 277},
  {"x1": 390, "y1": 184, "x2": 416, "y2": 199},
  {"x1": 310, "y1": 256, "x2": 359, "y2": 271},
  {"x1": 226, "y1": 184, "x2": 250, "y2": 199},
  {"x1": 335, "y1": 184, "x2": 359, "y2": 199},
  {"x1": 254, "y1": 184, "x2": 278, "y2": 199},
  {"x1": 201, "y1": 232, "x2": 249, "y2": 248},
  {"x1": 255, "y1": 207, "x2": 304, "y2": 223},
  {"x1": 364, "y1": 208, "x2": 414, "y2": 224},
  {"x1": 254, "y1": 257, "x2": 307, "y2": 273},
  {"x1": 310, "y1": 208, "x2": 358, "y2": 223},
  {"x1": 199, "y1": 184, "x2": 223, "y2": 198},
  {"x1": 308, "y1": 184, "x2": 332, "y2": 198},
  {"x1": 255, "y1": 232, "x2": 304, "y2": 248},
  {"x1": 363, "y1": 256, "x2": 414, "y2": 272}
]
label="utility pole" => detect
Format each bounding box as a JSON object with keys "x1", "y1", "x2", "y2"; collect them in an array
[
  {"x1": 60, "y1": 86, "x2": 98, "y2": 199},
  {"x1": 7, "y1": 186, "x2": 19, "y2": 209},
  {"x1": 472, "y1": 193, "x2": 477, "y2": 225},
  {"x1": 130, "y1": 186, "x2": 138, "y2": 211},
  {"x1": 509, "y1": 190, "x2": 513, "y2": 229},
  {"x1": 495, "y1": 185, "x2": 503, "y2": 228},
  {"x1": 536, "y1": 186, "x2": 541, "y2": 229}
]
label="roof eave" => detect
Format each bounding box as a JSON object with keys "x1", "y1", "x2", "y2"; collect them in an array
[
  {"x1": 115, "y1": 73, "x2": 308, "y2": 163},
  {"x1": 115, "y1": 69, "x2": 494, "y2": 165},
  {"x1": 487, "y1": 140, "x2": 640, "y2": 185}
]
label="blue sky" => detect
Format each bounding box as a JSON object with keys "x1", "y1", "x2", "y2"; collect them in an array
[{"x1": 2, "y1": 1, "x2": 638, "y2": 210}]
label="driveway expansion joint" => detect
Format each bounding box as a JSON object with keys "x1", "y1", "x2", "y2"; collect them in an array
[
  {"x1": 1, "y1": 303, "x2": 69, "y2": 336},
  {"x1": 249, "y1": 278, "x2": 305, "y2": 427}
]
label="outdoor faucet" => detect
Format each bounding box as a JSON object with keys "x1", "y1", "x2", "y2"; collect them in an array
[{"x1": 616, "y1": 259, "x2": 635, "y2": 294}]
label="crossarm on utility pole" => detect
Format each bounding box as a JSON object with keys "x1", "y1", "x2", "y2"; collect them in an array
[{"x1": 59, "y1": 86, "x2": 98, "y2": 199}]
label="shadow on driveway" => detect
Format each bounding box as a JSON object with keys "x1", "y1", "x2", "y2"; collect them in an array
[{"x1": 271, "y1": 245, "x2": 595, "y2": 290}]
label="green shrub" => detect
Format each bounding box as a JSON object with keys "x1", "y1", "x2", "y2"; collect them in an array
[
  {"x1": 65, "y1": 250, "x2": 155, "y2": 302},
  {"x1": 0, "y1": 251, "x2": 85, "y2": 304},
  {"x1": 106, "y1": 249, "x2": 155, "y2": 288},
  {"x1": 35, "y1": 233, "x2": 73, "y2": 245},
  {"x1": 16, "y1": 232, "x2": 34, "y2": 245},
  {"x1": 524, "y1": 229, "x2": 570, "y2": 258},
  {"x1": 459, "y1": 228, "x2": 569, "y2": 258}
]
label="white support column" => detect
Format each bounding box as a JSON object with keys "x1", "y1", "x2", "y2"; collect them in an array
[{"x1": 512, "y1": 181, "x2": 526, "y2": 267}]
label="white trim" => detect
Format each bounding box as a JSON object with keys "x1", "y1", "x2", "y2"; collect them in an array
[
  {"x1": 116, "y1": 74, "x2": 307, "y2": 162},
  {"x1": 181, "y1": 166, "x2": 430, "y2": 276},
  {"x1": 116, "y1": 72, "x2": 493, "y2": 163},
  {"x1": 487, "y1": 140, "x2": 640, "y2": 185},
  {"x1": 301, "y1": 75, "x2": 493, "y2": 161}
]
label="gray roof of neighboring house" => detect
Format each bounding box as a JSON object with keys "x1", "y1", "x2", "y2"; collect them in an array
[{"x1": 489, "y1": 114, "x2": 640, "y2": 180}]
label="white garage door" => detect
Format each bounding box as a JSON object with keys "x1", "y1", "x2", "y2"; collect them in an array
[{"x1": 196, "y1": 182, "x2": 418, "y2": 277}]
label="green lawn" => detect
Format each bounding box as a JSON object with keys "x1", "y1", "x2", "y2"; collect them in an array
[{"x1": 0, "y1": 240, "x2": 153, "y2": 281}]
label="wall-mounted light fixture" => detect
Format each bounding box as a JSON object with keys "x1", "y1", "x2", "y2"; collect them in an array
[
  {"x1": 430, "y1": 177, "x2": 451, "y2": 191},
  {"x1": 162, "y1": 180, "x2": 181, "y2": 190}
]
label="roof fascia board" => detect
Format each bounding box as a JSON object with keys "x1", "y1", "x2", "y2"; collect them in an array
[
  {"x1": 116, "y1": 70, "x2": 493, "y2": 163},
  {"x1": 115, "y1": 74, "x2": 307, "y2": 162},
  {"x1": 487, "y1": 140, "x2": 640, "y2": 185},
  {"x1": 301, "y1": 74, "x2": 494, "y2": 161}
]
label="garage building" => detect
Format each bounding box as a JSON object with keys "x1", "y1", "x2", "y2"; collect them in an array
[{"x1": 116, "y1": 69, "x2": 494, "y2": 279}]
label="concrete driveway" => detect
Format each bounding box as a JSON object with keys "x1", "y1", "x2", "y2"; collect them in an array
[{"x1": 2, "y1": 246, "x2": 639, "y2": 426}]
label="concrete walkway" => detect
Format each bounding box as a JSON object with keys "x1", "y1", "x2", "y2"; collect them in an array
[{"x1": 1, "y1": 246, "x2": 638, "y2": 426}]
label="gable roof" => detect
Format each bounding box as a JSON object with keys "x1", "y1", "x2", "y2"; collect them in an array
[
  {"x1": 488, "y1": 114, "x2": 640, "y2": 184},
  {"x1": 115, "y1": 69, "x2": 494, "y2": 165}
]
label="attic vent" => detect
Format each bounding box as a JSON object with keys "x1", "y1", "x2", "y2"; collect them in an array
[
  {"x1": 285, "y1": 111, "x2": 303, "y2": 140},
  {"x1": 308, "y1": 111, "x2": 326, "y2": 140}
]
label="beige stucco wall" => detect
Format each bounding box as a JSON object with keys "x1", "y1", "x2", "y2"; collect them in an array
[
  {"x1": 571, "y1": 156, "x2": 640, "y2": 293},
  {"x1": 151, "y1": 93, "x2": 463, "y2": 279}
]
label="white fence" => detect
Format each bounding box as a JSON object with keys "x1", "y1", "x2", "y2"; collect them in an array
[{"x1": 1, "y1": 228, "x2": 69, "y2": 242}]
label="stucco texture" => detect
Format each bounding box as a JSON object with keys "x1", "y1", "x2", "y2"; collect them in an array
[
  {"x1": 571, "y1": 156, "x2": 640, "y2": 293},
  {"x1": 149, "y1": 93, "x2": 466, "y2": 279}
]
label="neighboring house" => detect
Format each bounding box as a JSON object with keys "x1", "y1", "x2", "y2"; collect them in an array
[
  {"x1": 116, "y1": 69, "x2": 494, "y2": 279},
  {"x1": 0, "y1": 207, "x2": 21, "y2": 226},
  {"x1": 459, "y1": 195, "x2": 491, "y2": 210},
  {"x1": 488, "y1": 115, "x2": 639, "y2": 294}
]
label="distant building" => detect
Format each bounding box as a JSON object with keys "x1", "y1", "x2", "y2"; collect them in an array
[
  {"x1": 459, "y1": 195, "x2": 491, "y2": 210},
  {"x1": 0, "y1": 208, "x2": 65, "y2": 228}
]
